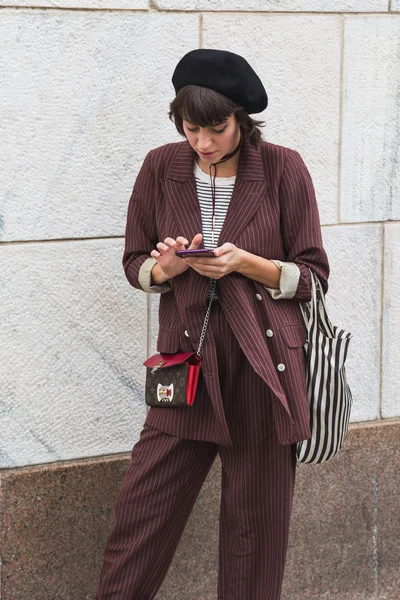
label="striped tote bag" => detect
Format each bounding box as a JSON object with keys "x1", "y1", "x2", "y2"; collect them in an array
[{"x1": 296, "y1": 271, "x2": 353, "y2": 464}]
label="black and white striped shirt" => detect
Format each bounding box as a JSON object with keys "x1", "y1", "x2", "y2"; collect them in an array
[{"x1": 194, "y1": 162, "x2": 236, "y2": 249}]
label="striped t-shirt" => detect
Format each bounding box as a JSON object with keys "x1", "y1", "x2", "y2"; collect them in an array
[{"x1": 194, "y1": 162, "x2": 236, "y2": 249}]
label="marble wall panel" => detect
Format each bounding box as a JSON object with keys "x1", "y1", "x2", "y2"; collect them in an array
[
  {"x1": 203, "y1": 14, "x2": 342, "y2": 225},
  {"x1": 0, "y1": 10, "x2": 198, "y2": 241},
  {"x1": 156, "y1": 0, "x2": 388, "y2": 12},
  {"x1": 382, "y1": 224, "x2": 400, "y2": 418},
  {"x1": 0, "y1": 239, "x2": 148, "y2": 468},
  {"x1": 340, "y1": 16, "x2": 400, "y2": 222},
  {"x1": 322, "y1": 224, "x2": 382, "y2": 422}
]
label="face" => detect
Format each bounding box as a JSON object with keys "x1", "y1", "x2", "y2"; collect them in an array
[{"x1": 182, "y1": 114, "x2": 241, "y2": 165}]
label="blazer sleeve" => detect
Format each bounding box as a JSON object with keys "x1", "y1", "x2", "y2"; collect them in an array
[
  {"x1": 122, "y1": 151, "x2": 172, "y2": 293},
  {"x1": 271, "y1": 150, "x2": 330, "y2": 302}
]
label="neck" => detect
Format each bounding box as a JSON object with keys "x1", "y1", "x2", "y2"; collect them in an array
[{"x1": 209, "y1": 153, "x2": 240, "y2": 178}]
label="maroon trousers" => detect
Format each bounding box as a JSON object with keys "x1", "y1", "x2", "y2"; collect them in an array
[
  {"x1": 95, "y1": 425, "x2": 296, "y2": 600},
  {"x1": 96, "y1": 304, "x2": 297, "y2": 599}
]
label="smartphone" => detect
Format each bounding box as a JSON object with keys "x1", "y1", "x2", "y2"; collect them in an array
[{"x1": 175, "y1": 249, "x2": 216, "y2": 258}]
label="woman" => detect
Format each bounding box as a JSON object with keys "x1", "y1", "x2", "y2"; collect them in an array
[{"x1": 96, "y1": 49, "x2": 329, "y2": 600}]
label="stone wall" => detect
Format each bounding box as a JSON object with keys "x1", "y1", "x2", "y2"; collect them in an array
[{"x1": 1, "y1": 1, "x2": 399, "y2": 598}]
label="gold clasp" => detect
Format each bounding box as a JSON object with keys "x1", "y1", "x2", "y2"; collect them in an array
[{"x1": 151, "y1": 360, "x2": 167, "y2": 374}]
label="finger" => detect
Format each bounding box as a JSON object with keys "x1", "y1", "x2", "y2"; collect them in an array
[
  {"x1": 156, "y1": 242, "x2": 169, "y2": 253},
  {"x1": 213, "y1": 243, "x2": 232, "y2": 257},
  {"x1": 163, "y1": 237, "x2": 177, "y2": 247},
  {"x1": 176, "y1": 236, "x2": 189, "y2": 247},
  {"x1": 151, "y1": 250, "x2": 161, "y2": 258},
  {"x1": 188, "y1": 233, "x2": 203, "y2": 250},
  {"x1": 186, "y1": 258, "x2": 218, "y2": 265}
]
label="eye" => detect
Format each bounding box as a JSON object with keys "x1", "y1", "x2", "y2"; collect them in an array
[
  {"x1": 212, "y1": 126, "x2": 227, "y2": 135},
  {"x1": 186, "y1": 127, "x2": 199, "y2": 133}
]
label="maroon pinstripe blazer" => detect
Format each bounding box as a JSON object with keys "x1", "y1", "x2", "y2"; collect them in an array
[{"x1": 123, "y1": 137, "x2": 330, "y2": 446}]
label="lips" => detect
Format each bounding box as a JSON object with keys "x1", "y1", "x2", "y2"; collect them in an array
[{"x1": 198, "y1": 151, "x2": 216, "y2": 158}]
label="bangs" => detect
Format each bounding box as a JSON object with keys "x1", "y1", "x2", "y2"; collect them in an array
[{"x1": 170, "y1": 85, "x2": 240, "y2": 128}]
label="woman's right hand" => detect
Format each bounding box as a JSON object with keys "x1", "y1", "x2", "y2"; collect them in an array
[{"x1": 150, "y1": 233, "x2": 203, "y2": 283}]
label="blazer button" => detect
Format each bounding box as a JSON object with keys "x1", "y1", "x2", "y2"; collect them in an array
[
  {"x1": 277, "y1": 363, "x2": 286, "y2": 372},
  {"x1": 255, "y1": 293, "x2": 262, "y2": 301},
  {"x1": 266, "y1": 329, "x2": 274, "y2": 338},
  {"x1": 184, "y1": 330, "x2": 190, "y2": 337}
]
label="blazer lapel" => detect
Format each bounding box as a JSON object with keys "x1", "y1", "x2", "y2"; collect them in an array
[
  {"x1": 162, "y1": 138, "x2": 268, "y2": 245},
  {"x1": 162, "y1": 142, "x2": 203, "y2": 242},
  {"x1": 218, "y1": 139, "x2": 268, "y2": 246}
]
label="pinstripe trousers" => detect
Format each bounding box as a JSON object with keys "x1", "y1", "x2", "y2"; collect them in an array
[
  {"x1": 96, "y1": 305, "x2": 297, "y2": 599},
  {"x1": 95, "y1": 425, "x2": 296, "y2": 600}
]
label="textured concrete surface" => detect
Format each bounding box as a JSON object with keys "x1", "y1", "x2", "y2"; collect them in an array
[
  {"x1": 0, "y1": 9, "x2": 198, "y2": 241},
  {"x1": 382, "y1": 224, "x2": 400, "y2": 418},
  {"x1": 157, "y1": 0, "x2": 388, "y2": 12},
  {"x1": 150, "y1": 293, "x2": 161, "y2": 356},
  {"x1": 322, "y1": 225, "x2": 382, "y2": 422},
  {"x1": 0, "y1": 420, "x2": 398, "y2": 599},
  {"x1": 0, "y1": 239, "x2": 148, "y2": 468},
  {"x1": 392, "y1": 0, "x2": 400, "y2": 10},
  {"x1": 203, "y1": 13, "x2": 341, "y2": 225},
  {"x1": 341, "y1": 16, "x2": 400, "y2": 223}
]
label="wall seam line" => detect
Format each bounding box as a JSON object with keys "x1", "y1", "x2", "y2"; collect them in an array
[
  {"x1": 0, "y1": 5, "x2": 151, "y2": 12},
  {"x1": 0, "y1": 8, "x2": 396, "y2": 15},
  {"x1": 0, "y1": 236, "x2": 125, "y2": 246},
  {"x1": 337, "y1": 15, "x2": 345, "y2": 224},
  {"x1": 1, "y1": 418, "x2": 400, "y2": 472},
  {"x1": 3, "y1": 221, "x2": 400, "y2": 247},
  {"x1": 2, "y1": 220, "x2": 400, "y2": 248}
]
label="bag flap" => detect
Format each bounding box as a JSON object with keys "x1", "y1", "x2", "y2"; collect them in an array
[{"x1": 144, "y1": 352, "x2": 199, "y2": 369}]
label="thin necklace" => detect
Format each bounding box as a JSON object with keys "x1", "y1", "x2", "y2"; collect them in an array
[{"x1": 208, "y1": 139, "x2": 242, "y2": 246}]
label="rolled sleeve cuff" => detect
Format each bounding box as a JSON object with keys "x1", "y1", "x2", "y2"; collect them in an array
[
  {"x1": 264, "y1": 260, "x2": 301, "y2": 300},
  {"x1": 138, "y1": 257, "x2": 173, "y2": 294}
]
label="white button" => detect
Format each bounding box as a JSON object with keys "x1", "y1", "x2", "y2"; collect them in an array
[
  {"x1": 255, "y1": 294, "x2": 262, "y2": 301},
  {"x1": 266, "y1": 329, "x2": 274, "y2": 338},
  {"x1": 277, "y1": 363, "x2": 286, "y2": 372},
  {"x1": 184, "y1": 330, "x2": 190, "y2": 337}
]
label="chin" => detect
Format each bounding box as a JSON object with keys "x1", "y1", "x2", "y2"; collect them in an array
[{"x1": 198, "y1": 151, "x2": 218, "y2": 160}]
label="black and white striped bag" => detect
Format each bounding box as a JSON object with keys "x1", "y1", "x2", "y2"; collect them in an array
[{"x1": 296, "y1": 271, "x2": 353, "y2": 464}]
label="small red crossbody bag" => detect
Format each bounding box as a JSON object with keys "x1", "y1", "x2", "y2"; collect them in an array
[
  {"x1": 143, "y1": 279, "x2": 217, "y2": 408},
  {"x1": 143, "y1": 352, "x2": 202, "y2": 407}
]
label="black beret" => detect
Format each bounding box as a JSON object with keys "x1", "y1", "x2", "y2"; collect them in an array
[{"x1": 172, "y1": 49, "x2": 268, "y2": 115}]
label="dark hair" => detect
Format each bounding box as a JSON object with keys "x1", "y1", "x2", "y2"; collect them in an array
[{"x1": 169, "y1": 85, "x2": 265, "y2": 148}]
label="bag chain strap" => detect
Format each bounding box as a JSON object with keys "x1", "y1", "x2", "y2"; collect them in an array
[{"x1": 196, "y1": 278, "x2": 217, "y2": 358}]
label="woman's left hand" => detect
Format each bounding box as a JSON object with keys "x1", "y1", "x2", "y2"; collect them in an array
[{"x1": 185, "y1": 243, "x2": 244, "y2": 280}]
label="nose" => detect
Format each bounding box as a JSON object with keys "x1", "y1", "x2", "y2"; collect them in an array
[{"x1": 197, "y1": 129, "x2": 213, "y2": 152}]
